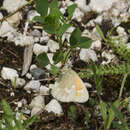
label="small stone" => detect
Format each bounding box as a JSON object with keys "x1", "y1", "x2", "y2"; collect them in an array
[
  {"x1": 80, "y1": 49, "x2": 97, "y2": 62},
  {"x1": 33, "y1": 43, "x2": 48, "y2": 56},
  {"x1": 116, "y1": 26, "x2": 126, "y2": 35},
  {"x1": 30, "y1": 68, "x2": 46, "y2": 80},
  {"x1": 14, "y1": 35, "x2": 34, "y2": 46},
  {"x1": 27, "y1": 10, "x2": 40, "y2": 21},
  {"x1": 101, "y1": 50, "x2": 116, "y2": 64},
  {"x1": 89, "y1": 0, "x2": 118, "y2": 13},
  {"x1": 26, "y1": 73, "x2": 32, "y2": 79},
  {"x1": 31, "y1": 29, "x2": 42, "y2": 37},
  {"x1": 41, "y1": 30, "x2": 49, "y2": 42},
  {"x1": 45, "y1": 99, "x2": 63, "y2": 115},
  {"x1": 72, "y1": 8, "x2": 84, "y2": 22},
  {"x1": 1, "y1": 67, "x2": 18, "y2": 82},
  {"x1": 75, "y1": 0, "x2": 90, "y2": 13},
  {"x1": 40, "y1": 85, "x2": 50, "y2": 95},
  {"x1": 84, "y1": 82, "x2": 92, "y2": 88},
  {"x1": 17, "y1": 101, "x2": 22, "y2": 108},
  {"x1": 0, "y1": 21, "x2": 16, "y2": 37},
  {"x1": 3, "y1": 0, "x2": 27, "y2": 12},
  {"x1": 47, "y1": 40, "x2": 59, "y2": 52},
  {"x1": 30, "y1": 64, "x2": 37, "y2": 71},
  {"x1": 0, "y1": 12, "x2": 3, "y2": 19},
  {"x1": 91, "y1": 40, "x2": 102, "y2": 51},
  {"x1": 127, "y1": 43, "x2": 130, "y2": 49},
  {"x1": 30, "y1": 95, "x2": 45, "y2": 116},
  {"x1": 24, "y1": 109, "x2": 31, "y2": 114},
  {"x1": 15, "y1": 78, "x2": 26, "y2": 87},
  {"x1": 7, "y1": 12, "x2": 21, "y2": 27},
  {"x1": 24, "y1": 80, "x2": 41, "y2": 92},
  {"x1": 94, "y1": 15, "x2": 103, "y2": 24}
]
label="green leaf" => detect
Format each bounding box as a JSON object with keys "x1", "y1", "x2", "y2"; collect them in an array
[
  {"x1": 50, "y1": 65, "x2": 60, "y2": 75},
  {"x1": 70, "y1": 28, "x2": 81, "y2": 47},
  {"x1": 32, "y1": 16, "x2": 44, "y2": 24},
  {"x1": 23, "y1": 115, "x2": 38, "y2": 129},
  {"x1": 49, "y1": 0, "x2": 58, "y2": 14},
  {"x1": 53, "y1": 50, "x2": 64, "y2": 64},
  {"x1": 44, "y1": 15, "x2": 60, "y2": 34},
  {"x1": 67, "y1": 4, "x2": 77, "y2": 19},
  {"x1": 57, "y1": 24, "x2": 71, "y2": 37},
  {"x1": 128, "y1": 29, "x2": 130, "y2": 34},
  {"x1": 35, "y1": 0, "x2": 48, "y2": 17},
  {"x1": 106, "y1": 99, "x2": 120, "y2": 129},
  {"x1": 2, "y1": 100, "x2": 13, "y2": 117},
  {"x1": 96, "y1": 25, "x2": 107, "y2": 42},
  {"x1": 85, "y1": 110, "x2": 90, "y2": 129},
  {"x1": 75, "y1": 37, "x2": 92, "y2": 48},
  {"x1": 111, "y1": 104, "x2": 128, "y2": 128},
  {"x1": 36, "y1": 53, "x2": 50, "y2": 67},
  {"x1": 2, "y1": 100, "x2": 14, "y2": 129},
  {"x1": 113, "y1": 121, "x2": 129, "y2": 130},
  {"x1": 68, "y1": 105, "x2": 77, "y2": 122},
  {"x1": 63, "y1": 49, "x2": 71, "y2": 64},
  {"x1": 44, "y1": 24, "x2": 57, "y2": 34},
  {"x1": 100, "y1": 100, "x2": 107, "y2": 122}
]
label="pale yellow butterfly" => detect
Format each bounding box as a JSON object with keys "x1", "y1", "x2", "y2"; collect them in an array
[{"x1": 51, "y1": 69, "x2": 89, "y2": 103}]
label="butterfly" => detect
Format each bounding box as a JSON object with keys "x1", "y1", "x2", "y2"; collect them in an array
[{"x1": 51, "y1": 69, "x2": 89, "y2": 103}]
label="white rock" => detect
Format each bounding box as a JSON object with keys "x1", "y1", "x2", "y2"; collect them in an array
[
  {"x1": 60, "y1": 8, "x2": 66, "y2": 14},
  {"x1": 26, "y1": 73, "x2": 32, "y2": 79},
  {"x1": 15, "y1": 78, "x2": 26, "y2": 87},
  {"x1": 47, "y1": 40, "x2": 59, "y2": 52},
  {"x1": 91, "y1": 27, "x2": 102, "y2": 40},
  {"x1": 94, "y1": 15, "x2": 103, "y2": 24},
  {"x1": 3, "y1": 0, "x2": 27, "y2": 12},
  {"x1": 40, "y1": 85, "x2": 50, "y2": 95},
  {"x1": 24, "y1": 109, "x2": 31, "y2": 114},
  {"x1": 89, "y1": 0, "x2": 118, "y2": 13},
  {"x1": 17, "y1": 101, "x2": 22, "y2": 108},
  {"x1": 0, "y1": 21, "x2": 16, "y2": 37},
  {"x1": 45, "y1": 53, "x2": 54, "y2": 70},
  {"x1": 30, "y1": 95, "x2": 45, "y2": 116},
  {"x1": 116, "y1": 26, "x2": 126, "y2": 36},
  {"x1": 14, "y1": 35, "x2": 34, "y2": 46},
  {"x1": 30, "y1": 64, "x2": 37, "y2": 71},
  {"x1": 72, "y1": 8, "x2": 84, "y2": 22},
  {"x1": 31, "y1": 107, "x2": 42, "y2": 116},
  {"x1": 41, "y1": 30, "x2": 50, "y2": 42},
  {"x1": 1, "y1": 67, "x2": 18, "y2": 82},
  {"x1": 7, "y1": 12, "x2": 21, "y2": 27},
  {"x1": 27, "y1": 10, "x2": 40, "y2": 21},
  {"x1": 127, "y1": 43, "x2": 130, "y2": 49},
  {"x1": 102, "y1": 50, "x2": 116, "y2": 64},
  {"x1": 24, "y1": 80, "x2": 41, "y2": 92},
  {"x1": 33, "y1": 44, "x2": 48, "y2": 56},
  {"x1": 80, "y1": 49, "x2": 97, "y2": 62},
  {"x1": 0, "y1": 12, "x2": 3, "y2": 19},
  {"x1": 91, "y1": 40, "x2": 102, "y2": 51},
  {"x1": 45, "y1": 99, "x2": 63, "y2": 115},
  {"x1": 75, "y1": 0, "x2": 91, "y2": 13},
  {"x1": 62, "y1": 27, "x2": 75, "y2": 42},
  {"x1": 31, "y1": 29, "x2": 42, "y2": 37},
  {"x1": 30, "y1": 95, "x2": 45, "y2": 108},
  {"x1": 64, "y1": 0, "x2": 73, "y2": 6}
]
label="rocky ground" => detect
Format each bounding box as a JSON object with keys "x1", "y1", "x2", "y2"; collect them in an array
[{"x1": 0, "y1": 0, "x2": 130, "y2": 129}]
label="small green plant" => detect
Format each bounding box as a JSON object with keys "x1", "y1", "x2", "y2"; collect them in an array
[
  {"x1": 68, "y1": 105, "x2": 77, "y2": 123},
  {"x1": 0, "y1": 100, "x2": 38, "y2": 130},
  {"x1": 33, "y1": 0, "x2": 92, "y2": 74}
]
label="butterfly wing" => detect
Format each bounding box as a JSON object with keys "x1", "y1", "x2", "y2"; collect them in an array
[
  {"x1": 71, "y1": 70, "x2": 89, "y2": 103},
  {"x1": 51, "y1": 70, "x2": 76, "y2": 102}
]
